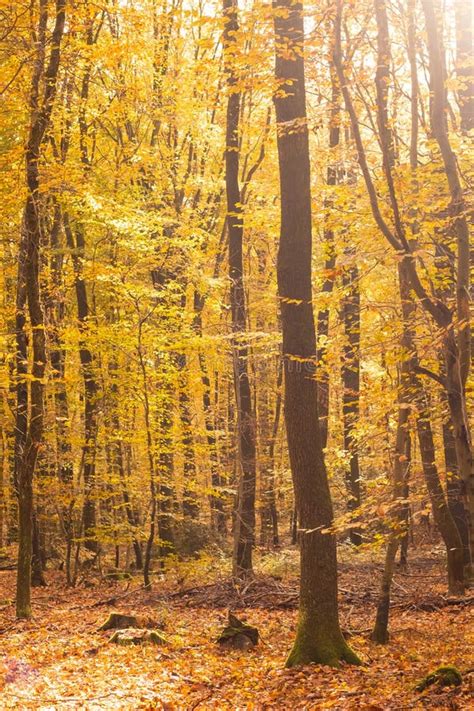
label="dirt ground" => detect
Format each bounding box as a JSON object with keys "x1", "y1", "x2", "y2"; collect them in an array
[{"x1": 0, "y1": 546, "x2": 472, "y2": 709}]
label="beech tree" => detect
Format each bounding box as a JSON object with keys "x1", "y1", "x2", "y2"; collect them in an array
[{"x1": 273, "y1": 0, "x2": 360, "y2": 667}]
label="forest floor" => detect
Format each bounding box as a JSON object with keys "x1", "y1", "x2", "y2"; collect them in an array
[{"x1": 0, "y1": 543, "x2": 472, "y2": 710}]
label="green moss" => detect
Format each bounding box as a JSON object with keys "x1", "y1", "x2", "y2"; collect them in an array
[{"x1": 415, "y1": 665, "x2": 462, "y2": 692}]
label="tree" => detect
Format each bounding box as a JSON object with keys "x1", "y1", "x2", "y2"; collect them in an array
[
  {"x1": 223, "y1": 0, "x2": 257, "y2": 577},
  {"x1": 273, "y1": 0, "x2": 360, "y2": 667},
  {"x1": 15, "y1": 0, "x2": 66, "y2": 619}
]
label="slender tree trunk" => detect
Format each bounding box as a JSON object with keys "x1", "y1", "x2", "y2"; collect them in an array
[
  {"x1": 372, "y1": 269, "x2": 413, "y2": 643},
  {"x1": 266, "y1": 360, "x2": 282, "y2": 548},
  {"x1": 223, "y1": 0, "x2": 256, "y2": 577},
  {"x1": 15, "y1": 229, "x2": 30, "y2": 617},
  {"x1": 274, "y1": 0, "x2": 360, "y2": 667},
  {"x1": 157, "y1": 392, "x2": 176, "y2": 559},
  {"x1": 179, "y1": 387, "x2": 200, "y2": 520},
  {"x1": 47, "y1": 200, "x2": 75, "y2": 582},
  {"x1": 341, "y1": 251, "x2": 362, "y2": 545},
  {"x1": 193, "y1": 292, "x2": 227, "y2": 534},
  {"x1": 414, "y1": 386, "x2": 464, "y2": 594},
  {"x1": 16, "y1": 0, "x2": 66, "y2": 619},
  {"x1": 109, "y1": 366, "x2": 143, "y2": 570},
  {"x1": 138, "y1": 321, "x2": 157, "y2": 589},
  {"x1": 63, "y1": 215, "x2": 99, "y2": 553},
  {"x1": 317, "y1": 66, "x2": 340, "y2": 449}
]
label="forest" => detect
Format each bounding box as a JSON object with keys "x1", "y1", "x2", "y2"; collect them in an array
[{"x1": 0, "y1": 0, "x2": 472, "y2": 707}]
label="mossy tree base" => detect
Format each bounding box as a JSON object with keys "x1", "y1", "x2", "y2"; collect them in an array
[
  {"x1": 16, "y1": 604, "x2": 32, "y2": 621},
  {"x1": 286, "y1": 628, "x2": 362, "y2": 668}
]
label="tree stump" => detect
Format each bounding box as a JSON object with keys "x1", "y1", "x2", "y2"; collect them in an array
[
  {"x1": 217, "y1": 612, "x2": 259, "y2": 650},
  {"x1": 99, "y1": 613, "x2": 139, "y2": 630},
  {"x1": 99, "y1": 612, "x2": 163, "y2": 631}
]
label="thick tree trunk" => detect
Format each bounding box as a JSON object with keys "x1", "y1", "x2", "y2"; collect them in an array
[
  {"x1": 274, "y1": 0, "x2": 360, "y2": 668},
  {"x1": 223, "y1": 0, "x2": 256, "y2": 577}
]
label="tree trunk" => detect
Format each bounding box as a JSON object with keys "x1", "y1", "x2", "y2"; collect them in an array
[
  {"x1": 317, "y1": 65, "x2": 340, "y2": 449},
  {"x1": 47, "y1": 200, "x2": 75, "y2": 582},
  {"x1": 372, "y1": 268, "x2": 412, "y2": 643},
  {"x1": 157, "y1": 393, "x2": 176, "y2": 560},
  {"x1": 274, "y1": 0, "x2": 360, "y2": 668},
  {"x1": 414, "y1": 388, "x2": 464, "y2": 594},
  {"x1": 31, "y1": 510, "x2": 46, "y2": 587},
  {"x1": 442, "y1": 412, "x2": 470, "y2": 566},
  {"x1": 63, "y1": 215, "x2": 99, "y2": 553},
  {"x1": 180, "y1": 387, "x2": 200, "y2": 520},
  {"x1": 193, "y1": 292, "x2": 227, "y2": 534},
  {"x1": 16, "y1": 0, "x2": 66, "y2": 619},
  {"x1": 223, "y1": 0, "x2": 257, "y2": 577},
  {"x1": 341, "y1": 251, "x2": 362, "y2": 545}
]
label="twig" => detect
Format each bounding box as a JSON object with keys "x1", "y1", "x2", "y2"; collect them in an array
[{"x1": 189, "y1": 691, "x2": 214, "y2": 709}]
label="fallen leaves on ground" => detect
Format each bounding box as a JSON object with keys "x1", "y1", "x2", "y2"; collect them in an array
[{"x1": 0, "y1": 549, "x2": 472, "y2": 709}]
